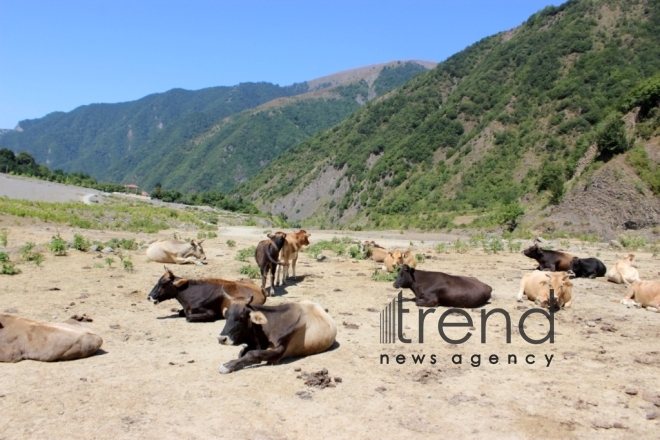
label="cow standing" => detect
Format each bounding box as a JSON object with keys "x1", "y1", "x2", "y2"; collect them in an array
[
  {"x1": 0, "y1": 314, "x2": 103, "y2": 363},
  {"x1": 217, "y1": 293, "x2": 337, "y2": 374},
  {"x1": 255, "y1": 232, "x2": 286, "y2": 296},
  {"x1": 393, "y1": 264, "x2": 492, "y2": 308},
  {"x1": 146, "y1": 239, "x2": 206, "y2": 265},
  {"x1": 147, "y1": 267, "x2": 267, "y2": 322},
  {"x1": 276, "y1": 230, "x2": 311, "y2": 285}
]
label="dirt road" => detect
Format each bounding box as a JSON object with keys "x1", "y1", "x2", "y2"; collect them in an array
[{"x1": 0, "y1": 220, "x2": 659, "y2": 439}]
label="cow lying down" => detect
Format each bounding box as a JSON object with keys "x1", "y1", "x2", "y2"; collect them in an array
[
  {"x1": 393, "y1": 265, "x2": 492, "y2": 308},
  {"x1": 148, "y1": 267, "x2": 267, "y2": 322},
  {"x1": 146, "y1": 239, "x2": 206, "y2": 265},
  {"x1": 607, "y1": 254, "x2": 640, "y2": 286},
  {"x1": 217, "y1": 293, "x2": 337, "y2": 374},
  {"x1": 517, "y1": 270, "x2": 573, "y2": 309},
  {"x1": 0, "y1": 314, "x2": 103, "y2": 363},
  {"x1": 620, "y1": 280, "x2": 660, "y2": 312}
]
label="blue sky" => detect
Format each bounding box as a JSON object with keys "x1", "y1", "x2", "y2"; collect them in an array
[{"x1": 0, "y1": 0, "x2": 558, "y2": 129}]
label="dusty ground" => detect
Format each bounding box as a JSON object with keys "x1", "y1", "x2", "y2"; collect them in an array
[{"x1": 1, "y1": 218, "x2": 660, "y2": 439}]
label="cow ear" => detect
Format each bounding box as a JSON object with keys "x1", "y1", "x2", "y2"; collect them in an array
[
  {"x1": 197, "y1": 239, "x2": 205, "y2": 245},
  {"x1": 249, "y1": 311, "x2": 268, "y2": 325},
  {"x1": 172, "y1": 278, "x2": 188, "y2": 288}
]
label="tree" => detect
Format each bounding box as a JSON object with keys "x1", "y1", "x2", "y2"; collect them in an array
[
  {"x1": 497, "y1": 202, "x2": 525, "y2": 232},
  {"x1": 596, "y1": 115, "x2": 630, "y2": 159}
]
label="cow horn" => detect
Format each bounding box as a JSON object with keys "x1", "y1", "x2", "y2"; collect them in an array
[
  {"x1": 245, "y1": 295, "x2": 254, "y2": 306},
  {"x1": 220, "y1": 286, "x2": 232, "y2": 301}
]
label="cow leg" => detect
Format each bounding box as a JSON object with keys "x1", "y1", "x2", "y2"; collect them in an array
[
  {"x1": 276, "y1": 263, "x2": 282, "y2": 286},
  {"x1": 291, "y1": 255, "x2": 298, "y2": 280},
  {"x1": 415, "y1": 293, "x2": 438, "y2": 307},
  {"x1": 269, "y1": 265, "x2": 276, "y2": 296},
  {"x1": 185, "y1": 309, "x2": 216, "y2": 322},
  {"x1": 173, "y1": 256, "x2": 203, "y2": 265},
  {"x1": 619, "y1": 286, "x2": 636, "y2": 304},
  {"x1": 178, "y1": 309, "x2": 186, "y2": 317},
  {"x1": 218, "y1": 345, "x2": 287, "y2": 374}
]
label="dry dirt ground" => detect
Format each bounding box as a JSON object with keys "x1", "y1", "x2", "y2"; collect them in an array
[{"x1": 1, "y1": 220, "x2": 660, "y2": 439}]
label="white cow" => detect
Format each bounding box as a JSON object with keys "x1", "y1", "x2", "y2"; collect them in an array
[{"x1": 146, "y1": 239, "x2": 206, "y2": 265}]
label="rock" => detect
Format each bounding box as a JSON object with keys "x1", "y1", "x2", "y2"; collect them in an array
[
  {"x1": 296, "y1": 391, "x2": 313, "y2": 400},
  {"x1": 109, "y1": 324, "x2": 121, "y2": 329},
  {"x1": 587, "y1": 321, "x2": 596, "y2": 327},
  {"x1": 343, "y1": 322, "x2": 359, "y2": 329},
  {"x1": 449, "y1": 394, "x2": 477, "y2": 405},
  {"x1": 646, "y1": 411, "x2": 659, "y2": 420},
  {"x1": 600, "y1": 324, "x2": 617, "y2": 332},
  {"x1": 334, "y1": 377, "x2": 342, "y2": 383},
  {"x1": 101, "y1": 247, "x2": 114, "y2": 254},
  {"x1": 376, "y1": 386, "x2": 387, "y2": 392},
  {"x1": 356, "y1": 273, "x2": 366, "y2": 276},
  {"x1": 4, "y1": 307, "x2": 18, "y2": 314},
  {"x1": 316, "y1": 254, "x2": 327, "y2": 261},
  {"x1": 333, "y1": 288, "x2": 342, "y2": 292},
  {"x1": 610, "y1": 240, "x2": 624, "y2": 250},
  {"x1": 591, "y1": 421, "x2": 612, "y2": 429},
  {"x1": 89, "y1": 245, "x2": 100, "y2": 252},
  {"x1": 536, "y1": 237, "x2": 549, "y2": 243}
]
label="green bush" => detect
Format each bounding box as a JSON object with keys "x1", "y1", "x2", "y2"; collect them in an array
[
  {"x1": 415, "y1": 253, "x2": 425, "y2": 263},
  {"x1": 226, "y1": 239, "x2": 237, "y2": 247},
  {"x1": 454, "y1": 239, "x2": 469, "y2": 254},
  {"x1": 372, "y1": 267, "x2": 399, "y2": 282},
  {"x1": 435, "y1": 243, "x2": 448, "y2": 253},
  {"x1": 0, "y1": 228, "x2": 7, "y2": 247},
  {"x1": 348, "y1": 245, "x2": 366, "y2": 260},
  {"x1": 235, "y1": 246, "x2": 256, "y2": 262},
  {"x1": 239, "y1": 265, "x2": 260, "y2": 278},
  {"x1": 105, "y1": 257, "x2": 115, "y2": 268},
  {"x1": 483, "y1": 238, "x2": 504, "y2": 254},
  {"x1": 596, "y1": 115, "x2": 631, "y2": 158},
  {"x1": 1, "y1": 263, "x2": 20, "y2": 275},
  {"x1": 507, "y1": 240, "x2": 522, "y2": 253},
  {"x1": 306, "y1": 240, "x2": 346, "y2": 258},
  {"x1": 72, "y1": 233, "x2": 90, "y2": 251},
  {"x1": 49, "y1": 233, "x2": 67, "y2": 256},
  {"x1": 0, "y1": 252, "x2": 8, "y2": 263},
  {"x1": 619, "y1": 235, "x2": 648, "y2": 250}
]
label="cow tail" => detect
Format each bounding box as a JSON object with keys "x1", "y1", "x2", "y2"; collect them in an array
[{"x1": 267, "y1": 252, "x2": 283, "y2": 265}]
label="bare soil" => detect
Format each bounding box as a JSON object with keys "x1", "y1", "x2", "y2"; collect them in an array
[{"x1": 1, "y1": 218, "x2": 660, "y2": 439}]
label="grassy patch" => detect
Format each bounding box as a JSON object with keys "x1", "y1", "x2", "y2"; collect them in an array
[
  {"x1": 235, "y1": 246, "x2": 256, "y2": 262},
  {"x1": 239, "y1": 265, "x2": 261, "y2": 278}
]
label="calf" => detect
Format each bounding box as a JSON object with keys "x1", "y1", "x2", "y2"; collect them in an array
[
  {"x1": 368, "y1": 246, "x2": 388, "y2": 263},
  {"x1": 522, "y1": 243, "x2": 573, "y2": 271},
  {"x1": 517, "y1": 270, "x2": 573, "y2": 309},
  {"x1": 276, "y1": 230, "x2": 311, "y2": 285},
  {"x1": 146, "y1": 239, "x2": 206, "y2": 265},
  {"x1": 147, "y1": 267, "x2": 267, "y2": 322},
  {"x1": 607, "y1": 254, "x2": 640, "y2": 286},
  {"x1": 568, "y1": 257, "x2": 606, "y2": 279},
  {"x1": 620, "y1": 280, "x2": 660, "y2": 312},
  {"x1": 393, "y1": 264, "x2": 492, "y2": 308},
  {"x1": 217, "y1": 293, "x2": 337, "y2": 374},
  {"x1": 255, "y1": 232, "x2": 286, "y2": 296},
  {"x1": 383, "y1": 250, "x2": 403, "y2": 273},
  {"x1": 0, "y1": 314, "x2": 103, "y2": 363}
]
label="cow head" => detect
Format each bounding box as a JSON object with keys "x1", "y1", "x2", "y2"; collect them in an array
[
  {"x1": 295, "y1": 230, "x2": 310, "y2": 246},
  {"x1": 522, "y1": 244, "x2": 542, "y2": 260},
  {"x1": 147, "y1": 266, "x2": 188, "y2": 304},
  {"x1": 537, "y1": 272, "x2": 573, "y2": 309},
  {"x1": 267, "y1": 232, "x2": 287, "y2": 250},
  {"x1": 388, "y1": 250, "x2": 403, "y2": 263},
  {"x1": 393, "y1": 264, "x2": 415, "y2": 289},
  {"x1": 217, "y1": 291, "x2": 265, "y2": 346},
  {"x1": 183, "y1": 239, "x2": 206, "y2": 261},
  {"x1": 568, "y1": 257, "x2": 581, "y2": 276}
]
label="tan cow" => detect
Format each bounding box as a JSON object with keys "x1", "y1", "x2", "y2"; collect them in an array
[
  {"x1": 0, "y1": 314, "x2": 103, "y2": 363},
  {"x1": 146, "y1": 239, "x2": 206, "y2": 265},
  {"x1": 276, "y1": 230, "x2": 311, "y2": 285},
  {"x1": 620, "y1": 280, "x2": 660, "y2": 312},
  {"x1": 401, "y1": 249, "x2": 417, "y2": 269},
  {"x1": 607, "y1": 254, "x2": 640, "y2": 286},
  {"x1": 369, "y1": 247, "x2": 389, "y2": 263},
  {"x1": 383, "y1": 250, "x2": 403, "y2": 273},
  {"x1": 517, "y1": 270, "x2": 573, "y2": 309}
]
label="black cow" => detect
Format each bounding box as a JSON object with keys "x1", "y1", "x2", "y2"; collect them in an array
[
  {"x1": 568, "y1": 257, "x2": 607, "y2": 279},
  {"x1": 522, "y1": 243, "x2": 573, "y2": 271},
  {"x1": 147, "y1": 267, "x2": 267, "y2": 322},
  {"x1": 216, "y1": 292, "x2": 337, "y2": 374},
  {"x1": 255, "y1": 232, "x2": 286, "y2": 297},
  {"x1": 393, "y1": 265, "x2": 492, "y2": 308}
]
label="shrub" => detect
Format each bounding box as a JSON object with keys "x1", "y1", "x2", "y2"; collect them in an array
[
  {"x1": 483, "y1": 238, "x2": 504, "y2": 254},
  {"x1": 372, "y1": 267, "x2": 399, "y2": 282},
  {"x1": 72, "y1": 233, "x2": 90, "y2": 252},
  {"x1": 235, "y1": 246, "x2": 256, "y2": 262},
  {"x1": 0, "y1": 252, "x2": 8, "y2": 263},
  {"x1": 226, "y1": 239, "x2": 237, "y2": 247},
  {"x1": 105, "y1": 257, "x2": 115, "y2": 268},
  {"x1": 0, "y1": 228, "x2": 7, "y2": 247},
  {"x1": 348, "y1": 245, "x2": 366, "y2": 260},
  {"x1": 239, "y1": 265, "x2": 260, "y2": 278},
  {"x1": 454, "y1": 239, "x2": 469, "y2": 254},
  {"x1": 596, "y1": 115, "x2": 631, "y2": 158},
  {"x1": 20, "y1": 241, "x2": 43, "y2": 264},
  {"x1": 49, "y1": 233, "x2": 67, "y2": 256},
  {"x1": 415, "y1": 253, "x2": 425, "y2": 263},
  {"x1": 507, "y1": 240, "x2": 522, "y2": 253},
  {"x1": 1, "y1": 263, "x2": 20, "y2": 275},
  {"x1": 435, "y1": 243, "x2": 448, "y2": 253},
  {"x1": 618, "y1": 235, "x2": 648, "y2": 250}
]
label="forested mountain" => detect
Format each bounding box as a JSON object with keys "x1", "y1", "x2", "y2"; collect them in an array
[
  {"x1": 238, "y1": 0, "x2": 660, "y2": 235},
  {"x1": 1, "y1": 61, "x2": 432, "y2": 192}
]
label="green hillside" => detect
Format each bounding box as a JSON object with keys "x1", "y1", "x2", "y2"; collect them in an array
[
  {"x1": 238, "y1": 0, "x2": 660, "y2": 231},
  {"x1": 0, "y1": 62, "x2": 430, "y2": 193}
]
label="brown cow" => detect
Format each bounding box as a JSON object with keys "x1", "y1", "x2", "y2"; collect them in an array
[
  {"x1": 255, "y1": 232, "x2": 286, "y2": 296},
  {"x1": 607, "y1": 254, "x2": 640, "y2": 286},
  {"x1": 401, "y1": 249, "x2": 417, "y2": 269},
  {"x1": 522, "y1": 243, "x2": 573, "y2": 271},
  {"x1": 217, "y1": 293, "x2": 337, "y2": 374},
  {"x1": 276, "y1": 230, "x2": 311, "y2": 285},
  {"x1": 0, "y1": 314, "x2": 103, "y2": 363},
  {"x1": 620, "y1": 280, "x2": 660, "y2": 312},
  {"x1": 517, "y1": 270, "x2": 573, "y2": 309},
  {"x1": 383, "y1": 250, "x2": 403, "y2": 273},
  {"x1": 147, "y1": 267, "x2": 266, "y2": 322}
]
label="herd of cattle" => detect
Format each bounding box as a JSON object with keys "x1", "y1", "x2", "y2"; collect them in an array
[{"x1": 1, "y1": 230, "x2": 659, "y2": 373}]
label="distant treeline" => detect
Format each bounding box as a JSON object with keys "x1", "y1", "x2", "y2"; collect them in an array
[{"x1": 0, "y1": 148, "x2": 259, "y2": 214}]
